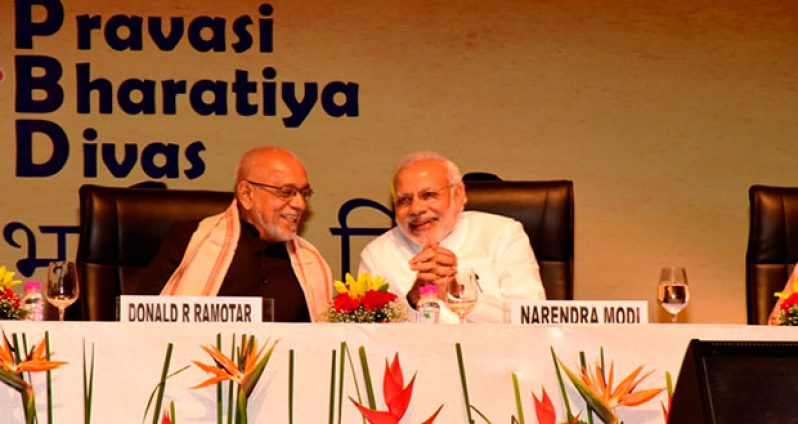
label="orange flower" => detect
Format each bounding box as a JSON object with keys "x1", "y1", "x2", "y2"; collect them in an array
[
  {"x1": 0, "y1": 331, "x2": 67, "y2": 375},
  {"x1": 559, "y1": 359, "x2": 663, "y2": 424},
  {"x1": 192, "y1": 335, "x2": 278, "y2": 396},
  {"x1": 350, "y1": 353, "x2": 443, "y2": 424}
]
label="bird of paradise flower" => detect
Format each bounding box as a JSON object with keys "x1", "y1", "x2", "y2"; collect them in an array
[
  {"x1": 192, "y1": 334, "x2": 278, "y2": 424},
  {"x1": 554, "y1": 352, "x2": 664, "y2": 424},
  {"x1": 349, "y1": 353, "x2": 443, "y2": 424},
  {"x1": 0, "y1": 330, "x2": 67, "y2": 424}
]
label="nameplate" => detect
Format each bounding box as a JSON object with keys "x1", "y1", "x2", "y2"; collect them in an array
[
  {"x1": 119, "y1": 295, "x2": 262, "y2": 323},
  {"x1": 509, "y1": 300, "x2": 648, "y2": 325}
]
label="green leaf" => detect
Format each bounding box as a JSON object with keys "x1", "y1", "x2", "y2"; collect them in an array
[
  {"x1": 512, "y1": 372, "x2": 524, "y2": 424},
  {"x1": 557, "y1": 359, "x2": 615, "y2": 423},
  {"x1": 456, "y1": 343, "x2": 475, "y2": 424},
  {"x1": 358, "y1": 346, "x2": 376, "y2": 409}
]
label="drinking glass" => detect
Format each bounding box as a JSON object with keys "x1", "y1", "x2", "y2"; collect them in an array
[
  {"x1": 445, "y1": 269, "x2": 479, "y2": 323},
  {"x1": 657, "y1": 266, "x2": 690, "y2": 323},
  {"x1": 46, "y1": 261, "x2": 80, "y2": 321}
]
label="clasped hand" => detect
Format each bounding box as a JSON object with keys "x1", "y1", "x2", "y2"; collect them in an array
[{"x1": 407, "y1": 243, "x2": 457, "y2": 306}]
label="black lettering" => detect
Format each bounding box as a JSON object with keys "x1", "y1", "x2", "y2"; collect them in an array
[
  {"x1": 105, "y1": 15, "x2": 144, "y2": 51},
  {"x1": 231, "y1": 16, "x2": 253, "y2": 53},
  {"x1": 15, "y1": 55, "x2": 63, "y2": 113},
  {"x1": 76, "y1": 15, "x2": 101, "y2": 49},
  {"x1": 77, "y1": 63, "x2": 113, "y2": 113},
  {"x1": 261, "y1": 67, "x2": 277, "y2": 116},
  {"x1": 162, "y1": 80, "x2": 187, "y2": 115},
  {"x1": 182, "y1": 304, "x2": 190, "y2": 321},
  {"x1": 188, "y1": 16, "x2": 226, "y2": 52},
  {"x1": 16, "y1": 0, "x2": 64, "y2": 49},
  {"x1": 148, "y1": 16, "x2": 184, "y2": 51},
  {"x1": 16, "y1": 119, "x2": 69, "y2": 177},
  {"x1": 321, "y1": 82, "x2": 359, "y2": 117},
  {"x1": 82, "y1": 128, "x2": 98, "y2": 177},
  {"x1": 282, "y1": 82, "x2": 317, "y2": 128},
  {"x1": 189, "y1": 80, "x2": 227, "y2": 115},
  {"x1": 141, "y1": 142, "x2": 179, "y2": 178},
  {"x1": 258, "y1": 4, "x2": 273, "y2": 53},
  {"x1": 102, "y1": 143, "x2": 137, "y2": 177},
  {"x1": 118, "y1": 78, "x2": 156, "y2": 114},
  {"x1": 183, "y1": 141, "x2": 206, "y2": 179}
]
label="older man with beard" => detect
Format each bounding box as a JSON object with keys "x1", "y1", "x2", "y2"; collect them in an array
[
  {"x1": 358, "y1": 152, "x2": 546, "y2": 323},
  {"x1": 132, "y1": 146, "x2": 332, "y2": 322}
]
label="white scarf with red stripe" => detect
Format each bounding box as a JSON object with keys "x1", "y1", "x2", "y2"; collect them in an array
[{"x1": 159, "y1": 201, "x2": 332, "y2": 321}]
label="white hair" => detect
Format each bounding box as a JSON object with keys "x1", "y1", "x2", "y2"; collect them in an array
[{"x1": 392, "y1": 151, "x2": 462, "y2": 188}]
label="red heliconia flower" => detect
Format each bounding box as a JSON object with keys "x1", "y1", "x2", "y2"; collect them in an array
[
  {"x1": 350, "y1": 353, "x2": 443, "y2": 424},
  {"x1": 362, "y1": 290, "x2": 398, "y2": 311},
  {"x1": 333, "y1": 294, "x2": 360, "y2": 313},
  {"x1": 533, "y1": 387, "x2": 557, "y2": 424},
  {"x1": 160, "y1": 411, "x2": 172, "y2": 424}
]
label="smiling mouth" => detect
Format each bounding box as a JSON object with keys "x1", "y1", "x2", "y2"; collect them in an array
[{"x1": 408, "y1": 218, "x2": 438, "y2": 233}]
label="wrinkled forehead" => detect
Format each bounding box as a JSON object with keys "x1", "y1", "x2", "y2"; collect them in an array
[{"x1": 394, "y1": 160, "x2": 448, "y2": 194}]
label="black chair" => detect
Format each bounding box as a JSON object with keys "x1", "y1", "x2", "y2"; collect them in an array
[
  {"x1": 746, "y1": 185, "x2": 798, "y2": 325},
  {"x1": 72, "y1": 184, "x2": 233, "y2": 321},
  {"x1": 463, "y1": 179, "x2": 574, "y2": 300}
]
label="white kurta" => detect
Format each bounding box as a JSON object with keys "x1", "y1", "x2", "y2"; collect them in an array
[{"x1": 358, "y1": 211, "x2": 546, "y2": 323}]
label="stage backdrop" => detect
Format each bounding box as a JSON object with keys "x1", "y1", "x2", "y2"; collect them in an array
[{"x1": 1, "y1": 0, "x2": 797, "y2": 323}]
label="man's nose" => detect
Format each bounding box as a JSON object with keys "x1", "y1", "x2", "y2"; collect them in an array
[
  {"x1": 408, "y1": 195, "x2": 426, "y2": 214},
  {"x1": 289, "y1": 192, "x2": 307, "y2": 210}
]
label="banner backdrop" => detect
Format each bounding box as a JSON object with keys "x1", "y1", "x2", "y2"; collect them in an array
[{"x1": 2, "y1": 0, "x2": 798, "y2": 323}]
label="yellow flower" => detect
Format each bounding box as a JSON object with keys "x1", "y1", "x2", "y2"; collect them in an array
[
  {"x1": 333, "y1": 273, "x2": 387, "y2": 298},
  {"x1": 775, "y1": 273, "x2": 798, "y2": 300},
  {"x1": 0, "y1": 266, "x2": 22, "y2": 290}
]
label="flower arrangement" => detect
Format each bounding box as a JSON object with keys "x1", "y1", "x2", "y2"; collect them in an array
[
  {"x1": 327, "y1": 273, "x2": 406, "y2": 323},
  {"x1": 774, "y1": 277, "x2": 798, "y2": 325},
  {"x1": 0, "y1": 265, "x2": 27, "y2": 320}
]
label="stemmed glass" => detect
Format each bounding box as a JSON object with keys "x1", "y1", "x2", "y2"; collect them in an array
[
  {"x1": 657, "y1": 266, "x2": 690, "y2": 323},
  {"x1": 46, "y1": 261, "x2": 80, "y2": 321},
  {"x1": 445, "y1": 269, "x2": 479, "y2": 323}
]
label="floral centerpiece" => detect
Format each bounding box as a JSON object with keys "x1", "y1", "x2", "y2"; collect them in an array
[
  {"x1": 327, "y1": 273, "x2": 406, "y2": 323},
  {"x1": 774, "y1": 276, "x2": 798, "y2": 325},
  {"x1": 0, "y1": 266, "x2": 27, "y2": 320}
]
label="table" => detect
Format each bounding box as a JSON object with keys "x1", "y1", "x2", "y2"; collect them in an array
[{"x1": 0, "y1": 322, "x2": 793, "y2": 423}]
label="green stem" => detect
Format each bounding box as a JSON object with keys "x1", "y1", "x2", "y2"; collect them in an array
[
  {"x1": 455, "y1": 343, "x2": 474, "y2": 424},
  {"x1": 152, "y1": 343, "x2": 173, "y2": 424},
  {"x1": 22, "y1": 386, "x2": 37, "y2": 424},
  {"x1": 337, "y1": 343, "x2": 345, "y2": 424},
  {"x1": 580, "y1": 352, "x2": 594, "y2": 424},
  {"x1": 551, "y1": 348, "x2": 574, "y2": 421},
  {"x1": 358, "y1": 347, "x2": 375, "y2": 409},
  {"x1": 328, "y1": 349, "x2": 336, "y2": 424},
  {"x1": 235, "y1": 389, "x2": 248, "y2": 424},
  {"x1": 289, "y1": 349, "x2": 294, "y2": 424},
  {"x1": 45, "y1": 332, "x2": 53, "y2": 424},
  {"x1": 512, "y1": 373, "x2": 524, "y2": 424},
  {"x1": 216, "y1": 334, "x2": 222, "y2": 424}
]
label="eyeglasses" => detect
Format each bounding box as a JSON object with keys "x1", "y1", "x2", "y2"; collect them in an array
[
  {"x1": 394, "y1": 184, "x2": 453, "y2": 209},
  {"x1": 246, "y1": 180, "x2": 313, "y2": 200}
]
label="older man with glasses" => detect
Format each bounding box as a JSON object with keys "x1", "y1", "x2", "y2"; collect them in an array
[
  {"x1": 358, "y1": 151, "x2": 545, "y2": 323},
  {"x1": 131, "y1": 146, "x2": 332, "y2": 322}
]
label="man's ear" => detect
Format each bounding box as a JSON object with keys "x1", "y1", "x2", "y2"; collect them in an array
[
  {"x1": 236, "y1": 180, "x2": 254, "y2": 210},
  {"x1": 453, "y1": 181, "x2": 467, "y2": 210}
]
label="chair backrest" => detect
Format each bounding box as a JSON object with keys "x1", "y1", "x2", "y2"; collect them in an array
[
  {"x1": 463, "y1": 179, "x2": 574, "y2": 300},
  {"x1": 746, "y1": 185, "x2": 798, "y2": 325},
  {"x1": 72, "y1": 184, "x2": 233, "y2": 321}
]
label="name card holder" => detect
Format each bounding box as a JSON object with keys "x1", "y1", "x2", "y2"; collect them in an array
[
  {"x1": 508, "y1": 300, "x2": 649, "y2": 325},
  {"x1": 119, "y1": 295, "x2": 263, "y2": 323}
]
